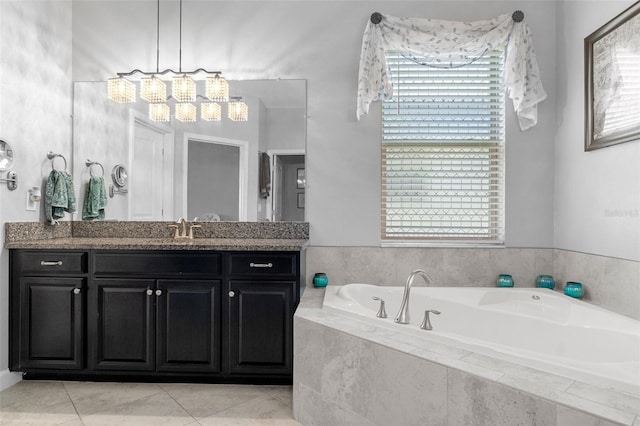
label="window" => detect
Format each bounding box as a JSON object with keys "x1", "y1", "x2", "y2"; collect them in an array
[{"x1": 381, "y1": 50, "x2": 505, "y2": 243}]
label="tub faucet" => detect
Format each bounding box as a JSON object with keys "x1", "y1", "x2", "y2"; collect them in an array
[{"x1": 394, "y1": 269, "x2": 433, "y2": 324}]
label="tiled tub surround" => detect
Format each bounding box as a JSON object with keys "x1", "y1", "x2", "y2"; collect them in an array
[
  {"x1": 306, "y1": 246, "x2": 640, "y2": 321},
  {"x1": 293, "y1": 288, "x2": 640, "y2": 426},
  {"x1": 4, "y1": 221, "x2": 309, "y2": 251}
]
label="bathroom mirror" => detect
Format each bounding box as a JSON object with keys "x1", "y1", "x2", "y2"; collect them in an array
[
  {"x1": 0, "y1": 139, "x2": 15, "y2": 171},
  {"x1": 111, "y1": 164, "x2": 128, "y2": 188},
  {"x1": 73, "y1": 79, "x2": 306, "y2": 222}
]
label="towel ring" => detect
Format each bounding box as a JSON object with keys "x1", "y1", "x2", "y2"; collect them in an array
[
  {"x1": 85, "y1": 160, "x2": 105, "y2": 178},
  {"x1": 47, "y1": 151, "x2": 67, "y2": 171}
]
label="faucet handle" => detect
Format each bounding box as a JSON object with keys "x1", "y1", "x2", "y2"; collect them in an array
[
  {"x1": 372, "y1": 296, "x2": 387, "y2": 318},
  {"x1": 420, "y1": 309, "x2": 441, "y2": 330},
  {"x1": 168, "y1": 224, "x2": 180, "y2": 239},
  {"x1": 189, "y1": 224, "x2": 202, "y2": 239}
]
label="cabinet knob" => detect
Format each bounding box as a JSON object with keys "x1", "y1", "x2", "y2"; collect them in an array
[
  {"x1": 146, "y1": 289, "x2": 153, "y2": 296},
  {"x1": 228, "y1": 291, "x2": 236, "y2": 298},
  {"x1": 73, "y1": 288, "x2": 81, "y2": 295},
  {"x1": 155, "y1": 289, "x2": 163, "y2": 296}
]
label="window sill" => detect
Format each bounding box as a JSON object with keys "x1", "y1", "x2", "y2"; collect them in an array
[{"x1": 380, "y1": 241, "x2": 505, "y2": 248}]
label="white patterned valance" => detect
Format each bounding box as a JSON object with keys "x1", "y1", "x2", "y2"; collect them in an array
[{"x1": 357, "y1": 12, "x2": 547, "y2": 131}]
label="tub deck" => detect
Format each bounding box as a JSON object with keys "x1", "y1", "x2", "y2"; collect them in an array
[
  {"x1": 323, "y1": 284, "x2": 640, "y2": 395},
  {"x1": 293, "y1": 286, "x2": 640, "y2": 426}
]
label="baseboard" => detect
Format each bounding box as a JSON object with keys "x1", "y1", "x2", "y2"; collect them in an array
[{"x1": 0, "y1": 369, "x2": 22, "y2": 391}]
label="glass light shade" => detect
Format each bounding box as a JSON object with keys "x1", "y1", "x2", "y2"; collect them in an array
[
  {"x1": 228, "y1": 99, "x2": 248, "y2": 122},
  {"x1": 107, "y1": 77, "x2": 136, "y2": 103},
  {"x1": 201, "y1": 102, "x2": 222, "y2": 121},
  {"x1": 172, "y1": 75, "x2": 196, "y2": 102},
  {"x1": 206, "y1": 74, "x2": 229, "y2": 101},
  {"x1": 140, "y1": 76, "x2": 167, "y2": 103},
  {"x1": 149, "y1": 103, "x2": 170, "y2": 122},
  {"x1": 176, "y1": 103, "x2": 196, "y2": 122}
]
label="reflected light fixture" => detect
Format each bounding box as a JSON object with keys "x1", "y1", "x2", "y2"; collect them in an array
[
  {"x1": 201, "y1": 102, "x2": 222, "y2": 121},
  {"x1": 176, "y1": 103, "x2": 197, "y2": 122},
  {"x1": 228, "y1": 98, "x2": 248, "y2": 122},
  {"x1": 106, "y1": 0, "x2": 245, "y2": 123},
  {"x1": 149, "y1": 103, "x2": 170, "y2": 122}
]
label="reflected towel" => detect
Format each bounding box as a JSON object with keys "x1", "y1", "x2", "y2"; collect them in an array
[
  {"x1": 259, "y1": 152, "x2": 271, "y2": 199},
  {"x1": 82, "y1": 176, "x2": 107, "y2": 220},
  {"x1": 45, "y1": 170, "x2": 77, "y2": 225}
]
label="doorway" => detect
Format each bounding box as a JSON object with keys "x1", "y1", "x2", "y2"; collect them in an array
[
  {"x1": 270, "y1": 153, "x2": 305, "y2": 222},
  {"x1": 182, "y1": 134, "x2": 249, "y2": 221},
  {"x1": 129, "y1": 114, "x2": 174, "y2": 220}
]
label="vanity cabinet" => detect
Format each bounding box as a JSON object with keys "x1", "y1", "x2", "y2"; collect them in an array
[
  {"x1": 90, "y1": 251, "x2": 223, "y2": 374},
  {"x1": 228, "y1": 253, "x2": 298, "y2": 377},
  {"x1": 9, "y1": 251, "x2": 88, "y2": 370},
  {"x1": 9, "y1": 248, "x2": 303, "y2": 384},
  {"x1": 90, "y1": 278, "x2": 222, "y2": 374}
]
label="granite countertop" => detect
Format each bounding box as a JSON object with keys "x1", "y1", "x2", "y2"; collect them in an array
[
  {"x1": 4, "y1": 237, "x2": 308, "y2": 251},
  {"x1": 4, "y1": 221, "x2": 309, "y2": 251}
]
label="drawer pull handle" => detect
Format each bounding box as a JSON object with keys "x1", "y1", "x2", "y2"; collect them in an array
[
  {"x1": 249, "y1": 262, "x2": 273, "y2": 268},
  {"x1": 73, "y1": 288, "x2": 81, "y2": 295},
  {"x1": 40, "y1": 260, "x2": 63, "y2": 266},
  {"x1": 146, "y1": 289, "x2": 153, "y2": 296}
]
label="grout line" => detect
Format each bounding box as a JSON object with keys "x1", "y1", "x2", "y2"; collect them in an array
[
  {"x1": 158, "y1": 384, "x2": 199, "y2": 423},
  {"x1": 61, "y1": 381, "x2": 86, "y2": 425}
]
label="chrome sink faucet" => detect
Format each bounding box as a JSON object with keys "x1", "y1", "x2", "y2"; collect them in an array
[{"x1": 394, "y1": 269, "x2": 433, "y2": 324}]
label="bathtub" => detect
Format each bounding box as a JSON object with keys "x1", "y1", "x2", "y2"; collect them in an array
[{"x1": 323, "y1": 284, "x2": 640, "y2": 395}]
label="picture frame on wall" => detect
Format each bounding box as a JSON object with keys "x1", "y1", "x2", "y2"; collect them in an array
[
  {"x1": 297, "y1": 193, "x2": 305, "y2": 209},
  {"x1": 584, "y1": 1, "x2": 640, "y2": 151}
]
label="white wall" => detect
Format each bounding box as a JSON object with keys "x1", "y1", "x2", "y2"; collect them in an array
[
  {"x1": 71, "y1": 0, "x2": 558, "y2": 248},
  {"x1": 0, "y1": 0, "x2": 73, "y2": 389},
  {"x1": 555, "y1": 0, "x2": 640, "y2": 262}
]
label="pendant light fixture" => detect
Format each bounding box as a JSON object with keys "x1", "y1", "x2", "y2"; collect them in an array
[
  {"x1": 106, "y1": 0, "x2": 245, "y2": 123},
  {"x1": 228, "y1": 97, "x2": 249, "y2": 122}
]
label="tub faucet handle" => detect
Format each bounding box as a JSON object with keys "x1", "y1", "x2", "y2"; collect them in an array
[
  {"x1": 420, "y1": 309, "x2": 441, "y2": 330},
  {"x1": 372, "y1": 296, "x2": 387, "y2": 319}
]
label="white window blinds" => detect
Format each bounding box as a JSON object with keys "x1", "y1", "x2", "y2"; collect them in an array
[{"x1": 381, "y1": 51, "x2": 505, "y2": 243}]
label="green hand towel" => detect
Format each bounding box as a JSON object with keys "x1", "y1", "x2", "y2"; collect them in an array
[
  {"x1": 45, "y1": 170, "x2": 77, "y2": 224},
  {"x1": 82, "y1": 176, "x2": 107, "y2": 220}
]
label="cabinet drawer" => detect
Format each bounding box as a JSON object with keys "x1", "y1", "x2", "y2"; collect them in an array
[
  {"x1": 94, "y1": 252, "x2": 221, "y2": 276},
  {"x1": 16, "y1": 251, "x2": 88, "y2": 274},
  {"x1": 229, "y1": 253, "x2": 297, "y2": 276}
]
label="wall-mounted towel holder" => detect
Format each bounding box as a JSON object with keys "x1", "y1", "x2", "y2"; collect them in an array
[
  {"x1": 85, "y1": 160, "x2": 105, "y2": 178},
  {"x1": 47, "y1": 151, "x2": 68, "y2": 171}
]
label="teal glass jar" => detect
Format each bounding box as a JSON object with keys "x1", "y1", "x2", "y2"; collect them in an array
[
  {"x1": 496, "y1": 274, "x2": 514, "y2": 287},
  {"x1": 313, "y1": 272, "x2": 328, "y2": 288},
  {"x1": 564, "y1": 282, "x2": 584, "y2": 298},
  {"x1": 536, "y1": 274, "x2": 555, "y2": 290}
]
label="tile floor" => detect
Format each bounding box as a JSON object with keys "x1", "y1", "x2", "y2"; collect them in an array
[{"x1": 0, "y1": 380, "x2": 301, "y2": 425}]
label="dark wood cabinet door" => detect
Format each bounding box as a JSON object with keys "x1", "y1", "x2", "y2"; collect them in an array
[
  {"x1": 228, "y1": 280, "x2": 294, "y2": 376},
  {"x1": 18, "y1": 277, "x2": 85, "y2": 369},
  {"x1": 90, "y1": 279, "x2": 155, "y2": 371},
  {"x1": 156, "y1": 280, "x2": 222, "y2": 373}
]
